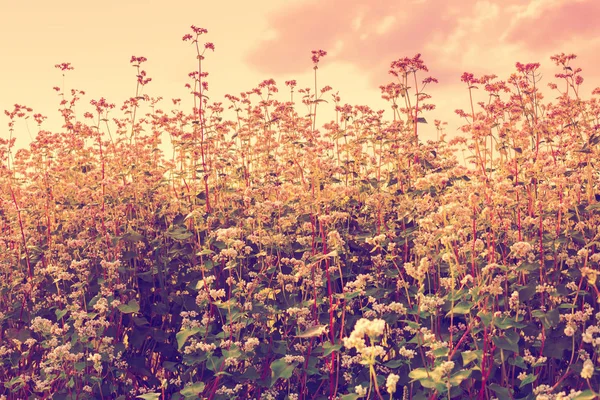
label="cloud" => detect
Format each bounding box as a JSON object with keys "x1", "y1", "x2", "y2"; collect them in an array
[
  {"x1": 506, "y1": 0, "x2": 600, "y2": 50},
  {"x1": 244, "y1": 0, "x2": 599, "y2": 90}
]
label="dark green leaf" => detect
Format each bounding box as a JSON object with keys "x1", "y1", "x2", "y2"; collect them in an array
[{"x1": 118, "y1": 299, "x2": 140, "y2": 314}]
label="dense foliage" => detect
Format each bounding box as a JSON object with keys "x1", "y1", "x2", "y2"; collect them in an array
[{"x1": 1, "y1": 26, "x2": 600, "y2": 400}]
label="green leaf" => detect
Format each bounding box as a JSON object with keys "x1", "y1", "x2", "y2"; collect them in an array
[
  {"x1": 118, "y1": 299, "x2": 140, "y2": 314},
  {"x1": 572, "y1": 390, "x2": 598, "y2": 400},
  {"x1": 55, "y1": 309, "x2": 68, "y2": 320},
  {"x1": 384, "y1": 359, "x2": 405, "y2": 368},
  {"x1": 432, "y1": 347, "x2": 449, "y2": 358},
  {"x1": 176, "y1": 327, "x2": 203, "y2": 351},
  {"x1": 489, "y1": 383, "x2": 511, "y2": 400},
  {"x1": 409, "y1": 368, "x2": 445, "y2": 392},
  {"x1": 133, "y1": 316, "x2": 150, "y2": 326},
  {"x1": 478, "y1": 311, "x2": 493, "y2": 327},
  {"x1": 508, "y1": 356, "x2": 527, "y2": 369},
  {"x1": 558, "y1": 303, "x2": 577, "y2": 309},
  {"x1": 321, "y1": 342, "x2": 342, "y2": 357},
  {"x1": 122, "y1": 230, "x2": 144, "y2": 243},
  {"x1": 446, "y1": 301, "x2": 472, "y2": 316},
  {"x1": 180, "y1": 382, "x2": 205, "y2": 398},
  {"x1": 492, "y1": 331, "x2": 520, "y2": 354},
  {"x1": 517, "y1": 262, "x2": 539, "y2": 272},
  {"x1": 137, "y1": 394, "x2": 160, "y2": 400},
  {"x1": 296, "y1": 325, "x2": 327, "y2": 338},
  {"x1": 532, "y1": 308, "x2": 560, "y2": 330},
  {"x1": 409, "y1": 367, "x2": 444, "y2": 385},
  {"x1": 167, "y1": 225, "x2": 193, "y2": 241},
  {"x1": 461, "y1": 350, "x2": 482, "y2": 366},
  {"x1": 519, "y1": 373, "x2": 538, "y2": 388},
  {"x1": 408, "y1": 368, "x2": 430, "y2": 380},
  {"x1": 270, "y1": 359, "x2": 297, "y2": 387},
  {"x1": 493, "y1": 316, "x2": 527, "y2": 329},
  {"x1": 449, "y1": 369, "x2": 471, "y2": 386}
]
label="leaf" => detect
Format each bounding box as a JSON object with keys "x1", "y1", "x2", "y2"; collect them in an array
[
  {"x1": 572, "y1": 390, "x2": 598, "y2": 400},
  {"x1": 408, "y1": 368, "x2": 430, "y2": 380},
  {"x1": 492, "y1": 331, "x2": 520, "y2": 354},
  {"x1": 176, "y1": 327, "x2": 203, "y2": 351},
  {"x1": 493, "y1": 316, "x2": 527, "y2": 329},
  {"x1": 117, "y1": 299, "x2": 140, "y2": 314},
  {"x1": 531, "y1": 308, "x2": 560, "y2": 330},
  {"x1": 180, "y1": 382, "x2": 205, "y2": 398},
  {"x1": 489, "y1": 383, "x2": 511, "y2": 400},
  {"x1": 585, "y1": 203, "x2": 600, "y2": 211},
  {"x1": 384, "y1": 359, "x2": 405, "y2": 368},
  {"x1": 296, "y1": 325, "x2": 327, "y2": 338},
  {"x1": 55, "y1": 309, "x2": 68, "y2": 320},
  {"x1": 409, "y1": 367, "x2": 443, "y2": 385},
  {"x1": 449, "y1": 369, "x2": 471, "y2": 387},
  {"x1": 122, "y1": 230, "x2": 144, "y2": 243},
  {"x1": 478, "y1": 311, "x2": 493, "y2": 327},
  {"x1": 519, "y1": 373, "x2": 538, "y2": 388},
  {"x1": 321, "y1": 342, "x2": 342, "y2": 357},
  {"x1": 408, "y1": 368, "x2": 445, "y2": 391},
  {"x1": 270, "y1": 359, "x2": 297, "y2": 386},
  {"x1": 137, "y1": 394, "x2": 160, "y2": 400},
  {"x1": 461, "y1": 350, "x2": 482, "y2": 366},
  {"x1": 417, "y1": 117, "x2": 427, "y2": 123},
  {"x1": 446, "y1": 301, "x2": 472, "y2": 316},
  {"x1": 133, "y1": 316, "x2": 150, "y2": 326},
  {"x1": 340, "y1": 395, "x2": 361, "y2": 400},
  {"x1": 517, "y1": 262, "x2": 539, "y2": 272},
  {"x1": 167, "y1": 225, "x2": 193, "y2": 241}
]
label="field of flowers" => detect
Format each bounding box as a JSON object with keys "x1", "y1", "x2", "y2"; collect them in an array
[{"x1": 1, "y1": 26, "x2": 600, "y2": 400}]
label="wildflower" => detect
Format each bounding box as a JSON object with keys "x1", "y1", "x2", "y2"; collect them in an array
[
  {"x1": 564, "y1": 325, "x2": 575, "y2": 337},
  {"x1": 399, "y1": 346, "x2": 416, "y2": 359},
  {"x1": 386, "y1": 373, "x2": 399, "y2": 394},
  {"x1": 209, "y1": 289, "x2": 226, "y2": 300},
  {"x1": 243, "y1": 337, "x2": 260, "y2": 352},
  {"x1": 311, "y1": 49, "x2": 327, "y2": 65},
  {"x1": 439, "y1": 361, "x2": 455, "y2": 375},
  {"x1": 355, "y1": 385, "x2": 367, "y2": 397},
  {"x1": 581, "y1": 359, "x2": 594, "y2": 379},
  {"x1": 87, "y1": 353, "x2": 103, "y2": 373},
  {"x1": 510, "y1": 241, "x2": 533, "y2": 258}
]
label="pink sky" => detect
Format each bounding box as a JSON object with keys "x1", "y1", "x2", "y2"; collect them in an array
[{"x1": 2, "y1": 0, "x2": 599, "y2": 148}]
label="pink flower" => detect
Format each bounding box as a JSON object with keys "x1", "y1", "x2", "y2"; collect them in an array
[{"x1": 311, "y1": 49, "x2": 327, "y2": 64}]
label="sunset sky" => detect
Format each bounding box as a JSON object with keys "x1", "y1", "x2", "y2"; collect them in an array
[{"x1": 2, "y1": 0, "x2": 599, "y2": 149}]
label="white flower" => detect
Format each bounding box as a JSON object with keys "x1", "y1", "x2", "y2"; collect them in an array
[
  {"x1": 386, "y1": 373, "x2": 399, "y2": 394},
  {"x1": 564, "y1": 325, "x2": 575, "y2": 337},
  {"x1": 399, "y1": 346, "x2": 416, "y2": 359},
  {"x1": 581, "y1": 359, "x2": 594, "y2": 379},
  {"x1": 353, "y1": 318, "x2": 386, "y2": 338},
  {"x1": 439, "y1": 361, "x2": 455, "y2": 375},
  {"x1": 510, "y1": 241, "x2": 533, "y2": 258},
  {"x1": 355, "y1": 385, "x2": 367, "y2": 397}
]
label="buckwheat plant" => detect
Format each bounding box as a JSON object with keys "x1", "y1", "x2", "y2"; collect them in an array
[{"x1": 2, "y1": 25, "x2": 600, "y2": 400}]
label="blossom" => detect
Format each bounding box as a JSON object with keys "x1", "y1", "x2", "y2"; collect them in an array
[
  {"x1": 581, "y1": 359, "x2": 594, "y2": 379},
  {"x1": 386, "y1": 373, "x2": 399, "y2": 394},
  {"x1": 355, "y1": 385, "x2": 367, "y2": 397}
]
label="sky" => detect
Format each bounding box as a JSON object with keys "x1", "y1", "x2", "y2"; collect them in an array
[{"x1": 1, "y1": 0, "x2": 599, "y2": 149}]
